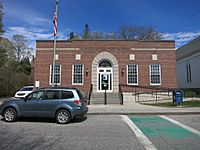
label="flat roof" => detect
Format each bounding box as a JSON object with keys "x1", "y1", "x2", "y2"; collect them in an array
[{"x1": 36, "y1": 39, "x2": 174, "y2": 43}]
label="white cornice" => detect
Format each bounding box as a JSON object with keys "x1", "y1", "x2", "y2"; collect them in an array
[
  {"x1": 36, "y1": 48, "x2": 80, "y2": 51},
  {"x1": 131, "y1": 48, "x2": 175, "y2": 51}
]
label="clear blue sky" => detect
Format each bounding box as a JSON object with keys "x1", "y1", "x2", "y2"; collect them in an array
[{"x1": 3, "y1": 0, "x2": 200, "y2": 48}]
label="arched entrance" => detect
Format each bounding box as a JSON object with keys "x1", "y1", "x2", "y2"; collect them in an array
[
  {"x1": 97, "y1": 59, "x2": 113, "y2": 92},
  {"x1": 92, "y1": 51, "x2": 119, "y2": 93}
]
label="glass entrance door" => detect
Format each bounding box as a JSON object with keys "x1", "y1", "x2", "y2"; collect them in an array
[{"x1": 97, "y1": 68, "x2": 113, "y2": 92}]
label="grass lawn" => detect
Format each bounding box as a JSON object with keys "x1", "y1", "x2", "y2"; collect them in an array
[{"x1": 144, "y1": 100, "x2": 200, "y2": 107}]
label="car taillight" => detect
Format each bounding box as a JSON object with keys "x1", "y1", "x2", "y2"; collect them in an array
[{"x1": 74, "y1": 100, "x2": 81, "y2": 106}]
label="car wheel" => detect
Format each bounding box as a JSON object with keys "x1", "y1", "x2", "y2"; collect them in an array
[
  {"x1": 56, "y1": 109, "x2": 71, "y2": 124},
  {"x1": 3, "y1": 108, "x2": 17, "y2": 122}
]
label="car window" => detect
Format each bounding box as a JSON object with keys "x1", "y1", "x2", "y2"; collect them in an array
[
  {"x1": 61, "y1": 91, "x2": 74, "y2": 99},
  {"x1": 76, "y1": 89, "x2": 85, "y2": 99},
  {"x1": 20, "y1": 87, "x2": 34, "y2": 91},
  {"x1": 45, "y1": 90, "x2": 60, "y2": 100},
  {"x1": 27, "y1": 91, "x2": 44, "y2": 100}
]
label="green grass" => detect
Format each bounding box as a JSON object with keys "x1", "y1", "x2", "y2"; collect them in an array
[{"x1": 144, "y1": 100, "x2": 200, "y2": 107}]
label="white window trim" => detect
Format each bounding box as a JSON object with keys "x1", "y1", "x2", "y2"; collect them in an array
[
  {"x1": 127, "y1": 64, "x2": 138, "y2": 85},
  {"x1": 149, "y1": 64, "x2": 161, "y2": 85},
  {"x1": 49, "y1": 64, "x2": 61, "y2": 86},
  {"x1": 72, "y1": 64, "x2": 84, "y2": 85}
]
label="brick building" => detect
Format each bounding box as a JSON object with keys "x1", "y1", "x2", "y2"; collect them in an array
[{"x1": 34, "y1": 40, "x2": 177, "y2": 103}]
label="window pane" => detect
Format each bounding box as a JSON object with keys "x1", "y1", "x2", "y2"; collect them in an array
[
  {"x1": 73, "y1": 64, "x2": 83, "y2": 84},
  {"x1": 50, "y1": 64, "x2": 61, "y2": 84},
  {"x1": 61, "y1": 91, "x2": 74, "y2": 99},
  {"x1": 45, "y1": 90, "x2": 60, "y2": 99},
  {"x1": 127, "y1": 64, "x2": 138, "y2": 84},
  {"x1": 27, "y1": 91, "x2": 44, "y2": 100},
  {"x1": 150, "y1": 64, "x2": 161, "y2": 84}
]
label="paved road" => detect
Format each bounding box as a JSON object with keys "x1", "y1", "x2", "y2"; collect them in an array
[
  {"x1": 166, "y1": 115, "x2": 200, "y2": 131},
  {"x1": 0, "y1": 115, "x2": 199, "y2": 150},
  {"x1": 0, "y1": 115, "x2": 145, "y2": 150}
]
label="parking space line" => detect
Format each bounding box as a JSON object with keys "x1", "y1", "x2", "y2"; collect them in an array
[
  {"x1": 160, "y1": 115, "x2": 200, "y2": 136},
  {"x1": 121, "y1": 115, "x2": 158, "y2": 150}
]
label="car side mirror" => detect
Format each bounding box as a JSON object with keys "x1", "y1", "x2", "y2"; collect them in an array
[{"x1": 24, "y1": 96, "x2": 28, "y2": 102}]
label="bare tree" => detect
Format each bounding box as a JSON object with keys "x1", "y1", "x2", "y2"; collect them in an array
[
  {"x1": 82, "y1": 24, "x2": 90, "y2": 39},
  {"x1": 119, "y1": 25, "x2": 162, "y2": 40},
  {"x1": 69, "y1": 32, "x2": 81, "y2": 40},
  {"x1": 12, "y1": 34, "x2": 33, "y2": 62},
  {"x1": 90, "y1": 32, "x2": 103, "y2": 40}
]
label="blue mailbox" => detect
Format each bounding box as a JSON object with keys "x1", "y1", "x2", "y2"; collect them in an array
[{"x1": 173, "y1": 90, "x2": 183, "y2": 105}]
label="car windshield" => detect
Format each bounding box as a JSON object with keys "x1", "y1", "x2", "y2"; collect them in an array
[{"x1": 20, "y1": 87, "x2": 34, "y2": 91}]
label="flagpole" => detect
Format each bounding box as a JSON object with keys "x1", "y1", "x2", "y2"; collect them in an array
[{"x1": 52, "y1": 0, "x2": 58, "y2": 87}]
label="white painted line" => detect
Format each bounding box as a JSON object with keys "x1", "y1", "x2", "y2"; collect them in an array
[
  {"x1": 121, "y1": 115, "x2": 158, "y2": 150},
  {"x1": 160, "y1": 115, "x2": 200, "y2": 136}
]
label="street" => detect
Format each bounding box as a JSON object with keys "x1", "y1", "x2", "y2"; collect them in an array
[{"x1": 0, "y1": 115, "x2": 200, "y2": 150}]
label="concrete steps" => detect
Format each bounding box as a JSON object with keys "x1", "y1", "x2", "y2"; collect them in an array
[{"x1": 90, "y1": 93, "x2": 120, "y2": 104}]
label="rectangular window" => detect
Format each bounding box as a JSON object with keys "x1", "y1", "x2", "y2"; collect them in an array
[
  {"x1": 61, "y1": 91, "x2": 74, "y2": 99},
  {"x1": 186, "y1": 64, "x2": 192, "y2": 83},
  {"x1": 45, "y1": 90, "x2": 60, "y2": 99},
  {"x1": 127, "y1": 64, "x2": 138, "y2": 85},
  {"x1": 72, "y1": 64, "x2": 84, "y2": 85},
  {"x1": 50, "y1": 64, "x2": 61, "y2": 85},
  {"x1": 150, "y1": 64, "x2": 161, "y2": 85}
]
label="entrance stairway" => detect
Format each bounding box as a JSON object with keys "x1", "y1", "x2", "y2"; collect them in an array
[{"x1": 90, "y1": 93, "x2": 120, "y2": 104}]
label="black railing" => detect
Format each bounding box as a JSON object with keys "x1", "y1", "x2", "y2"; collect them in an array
[
  {"x1": 104, "y1": 89, "x2": 107, "y2": 105},
  {"x1": 88, "y1": 84, "x2": 93, "y2": 105},
  {"x1": 134, "y1": 91, "x2": 173, "y2": 103},
  {"x1": 119, "y1": 84, "x2": 123, "y2": 105},
  {"x1": 121, "y1": 84, "x2": 175, "y2": 103}
]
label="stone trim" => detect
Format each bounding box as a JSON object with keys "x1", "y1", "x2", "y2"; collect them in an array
[
  {"x1": 131, "y1": 48, "x2": 175, "y2": 51},
  {"x1": 92, "y1": 51, "x2": 119, "y2": 93},
  {"x1": 37, "y1": 48, "x2": 80, "y2": 51}
]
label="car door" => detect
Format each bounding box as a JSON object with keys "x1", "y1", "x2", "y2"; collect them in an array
[
  {"x1": 18, "y1": 91, "x2": 44, "y2": 117},
  {"x1": 39, "y1": 90, "x2": 60, "y2": 117}
]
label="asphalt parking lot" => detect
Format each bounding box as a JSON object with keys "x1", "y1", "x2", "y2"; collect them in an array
[
  {"x1": 0, "y1": 115, "x2": 199, "y2": 150},
  {"x1": 0, "y1": 115, "x2": 145, "y2": 150}
]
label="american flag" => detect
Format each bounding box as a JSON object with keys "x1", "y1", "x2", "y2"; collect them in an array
[
  {"x1": 53, "y1": 0, "x2": 58, "y2": 36},
  {"x1": 53, "y1": 10, "x2": 57, "y2": 36}
]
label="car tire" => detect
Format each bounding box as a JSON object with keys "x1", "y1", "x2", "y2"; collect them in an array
[
  {"x1": 56, "y1": 109, "x2": 71, "y2": 124},
  {"x1": 3, "y1": 108, "x2": 17, "y2": 122}
]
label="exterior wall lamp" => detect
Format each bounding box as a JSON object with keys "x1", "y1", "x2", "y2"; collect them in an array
[
  {"x1": 85, "y1": 68, "x2": 89, "y2": 77},
  {"x1": 121, "y1": 67, "x2": 125, "y2": 77}
]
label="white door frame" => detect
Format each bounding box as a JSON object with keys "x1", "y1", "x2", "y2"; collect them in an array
[{"x1": 97, "y1": 67, "x2": 113, "y2": 93}]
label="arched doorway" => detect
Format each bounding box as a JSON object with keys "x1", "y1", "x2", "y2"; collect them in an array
[
  {"x1": 92, "y1": 51, "x2": 119, "y2": 93},
  {"x1": 97, "y1": 59, "x2": 113, "y2": 92}
]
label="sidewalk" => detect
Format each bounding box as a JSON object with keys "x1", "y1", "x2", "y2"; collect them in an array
[
  {"x1": 1, "y1": 98, "x2": 200, "y2": 115},
  {"x1": 87, "y1": 102, "x2": 200, "y2": 115}
]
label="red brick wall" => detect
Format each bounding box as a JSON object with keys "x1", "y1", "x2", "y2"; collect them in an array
[{"x1": 34, "y1": 40, "x2": 177, "y2": 93}]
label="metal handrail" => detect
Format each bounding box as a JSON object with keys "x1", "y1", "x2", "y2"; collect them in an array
[
  {"x1": 88, "y1": 84, "x2": 93, "y2": 105},
  {"x1": 121, "y1": 84, "x2": 175, "y2": 103},
  {"x1": 119, "y1": 84, "x2": 124, "y2": 105}
]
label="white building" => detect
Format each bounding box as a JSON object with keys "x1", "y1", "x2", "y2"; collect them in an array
[{"x1": 176, "y1": 36, "x2": 200, "y2": 88}]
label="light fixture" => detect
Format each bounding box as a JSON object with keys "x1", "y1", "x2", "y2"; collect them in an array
[
  {"x1": 121, "y1": 67, "x2": 125, "y2": 77},
  {"x1": 85, "y1": 68, "x2": 89, "y2": 77}
]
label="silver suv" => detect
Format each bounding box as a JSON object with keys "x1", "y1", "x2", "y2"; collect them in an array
[{"x1": 0, "y1": 87, "x2": 88, "y2": 124}]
